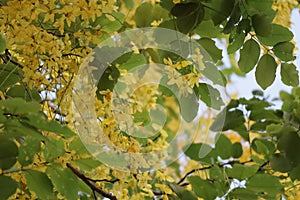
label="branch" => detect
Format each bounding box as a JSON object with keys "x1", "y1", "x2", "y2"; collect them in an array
[
  {"x1": 66, "y1": 163, "x2": 118, "y2": 200},
  {"x1": 177, "y1": 159, "x2": 253, "y2": 185}
]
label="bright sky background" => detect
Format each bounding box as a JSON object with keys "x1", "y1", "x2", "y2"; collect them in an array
[{"x1": 229, "y1": 9, "x2": 300, "y2": 104}]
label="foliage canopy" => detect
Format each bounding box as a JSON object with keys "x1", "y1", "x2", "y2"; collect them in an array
[{"x1": 0, "y1": 0, "x2": 300, "y2": 199}]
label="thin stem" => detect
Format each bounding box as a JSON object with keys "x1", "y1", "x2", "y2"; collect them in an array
[{"x1": 66, "y1": 163, "x2": 118, "y2": 200}]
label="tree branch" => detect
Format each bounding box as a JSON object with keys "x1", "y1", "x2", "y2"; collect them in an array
[{"x1": 66, "y1": 163, "x2": 118, "y2": 200}]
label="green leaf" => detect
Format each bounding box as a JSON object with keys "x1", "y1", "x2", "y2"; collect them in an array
[
  {"x1": 197, "y1": 83, "x2": 224, "y2": 110},
  {"x1": 201, "y1": 62, "x2": 226, "y2": 86},
  {"x1": 229, "y1": 188, "x2": 261, "y2": 200},
  {"x1": 0, "y1": 63, "x2": 22, "y2": 91},
  {"x1": 238, "y1": 39, "x2": 260, "y2": 73},
  {"x1": 95, "y1": 12, "x2": 125, "y2": 32},
  {"x1": 43, "y1": 137, "x2": 65, "y2": 162},
  {"x1": 194, "y1": 20, "x2": 221, "y2": 38},
  {"x1": 0, "y1": 137, "x2": 18, "y2": 170},
  {"x1": 170, "y1": 2, "x2": 199, "y2": 17},
  {"x1": 231, "y1": 142, "x2": 243, "y2": 158},
  {"x1": 290, "y1": 165, "x2": 300, "y2": 181},
  {"x1": 0, "y1": 35, "x2": 6, "y2": 53},
  {"x1": 251, "y1": 14, "x2": 272, "y2": 37},
  {"x1": 209, "y1": 0, "x2": 235, "y2": 25},
  {"x1": 255, "y1": 54, "x2": 277, "y2": 89},
  {"x1": 0, "y1": 176, "x2": 18, "y2": 200},
  {"x1": 273, "y1": 42, "x2": 295, "y2": 62},
  {"x1": 237, "y1": 19, "x2": 251, "y2": 34},
  {"x1": 226, "y1": 164, "x2": 259, "y2": 180},
  {"x1": 198, "y1": 38, "x2": 222, "y2": 62},
  {"x1": 223, "y1": 1, "x2": 241, "y2": 34},
  {"x1": 270, "y1": 154, "x2": 293, "y2": 172},
  {"x1": 174, "y1": 3, "x2": 205, "y2": 34},
  {"x1": 21, "y1": 113, "x2": 75, "y2": 138},
  {"x1": 245, "y1": 0, "x2": 275, "y2": 17},
  {"x1": 6, "y1": 85, "x2": 41, "y2": 102},
  {"x1": 251, "y1": 138, "x2": 275, "y2": 159},
  {"x1": 179, "y1": 92, "x2": 199, "y2": 122},
  {"x1": 169, "y1": 183, "x2": 198, "y2": 200},
  {"x1": 188, "y1": 176, "x2": 218, "y2": 200},
  {"x1": 184, "y1": 143, "x2": 214, "y2": 161},
  {"x1": 280, "y1": 63, "x2": 299, "y2": 87},
  {"x1": 258, "y1": 24, "x2": 293, "y2": 46},
  {"x1": 210, "y1": 109, "x2": 245, "y2": 132},
  {"x1": 46, "y1": 164, "x2": 91, "y2": 199},
  {"x1": 227, "y1": 32, "x2": 246, "y2": 54},
  {"x1": 73, "y1": 158, "x2": 102, "y2": 171},
  {"x1": 215, "y1": 134, "x2": 233, "y2": 159},
  {"x1": 0, "y1": 98, "x2": 40, "y2": 115},
  {"x1": 247, "y1": 174, "x2": 283, "y2": 196},
  {"x1": 134, "y1": 3, "x2": 169, "y2": 27},
  {"x1": 18, "y1": 136, "x2": 41, "y2": 166},
  {"x1": 277, "y1": 132, "x2": 300, "y2": 166},
  {"x1": 24, "y1": 170, "x2": 56, "y2": 199},
  {"x1": 119, "y1": 54, "x2": 146, "y2": 71}
]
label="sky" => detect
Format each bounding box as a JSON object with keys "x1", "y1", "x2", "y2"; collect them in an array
[{"x1": 228, "y1": 9, "x2": 300, "y2": 103}]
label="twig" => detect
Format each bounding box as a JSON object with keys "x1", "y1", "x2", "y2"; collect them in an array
[
  {"x1": 66, "y1": 163, "x2": 118, "y2": 200},
  {"x1": 177, "y1": 159, "x2": 253, "y2": 185}
]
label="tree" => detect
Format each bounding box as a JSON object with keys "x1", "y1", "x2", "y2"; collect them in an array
[{"x1": 0, "y1": 0, "x2": 299, "y2": 199}]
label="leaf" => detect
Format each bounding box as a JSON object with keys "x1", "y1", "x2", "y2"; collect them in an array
[
  {"x1": 24, "y1": 170, "x2": 56, "y2": 199},
  {"x1": 209, "y1": 0, "x2": 235, "y2": 25},
  {"x1": 255, "y1": 54, "x2": 277, "y2": 89},
  {"x1": 251, "y1": 138, "x2": 275, "y2": 159},
  {"x1": 0, "y1": 63, "x2": 22, "y2": 91},
  {"x1": 43, "y1": 137, "x2": 65, "y2": 162},
  {"x1": 169, "y1": 183, "x2": 198, "y2": 200},
  {"x1": 237, "y1": 19, "x2": 251, "y2": 34},
  {"x1": 18, "y1": 136, "x2": 41, "y2": 166},
  {"x1": 273, "y1": 42, "x2": 295, "y2": 62},
  {"x1": 184, "y1": 143, "x2": 214, "y2": 161},
  {"x1": 194, "y1": 20, "x2": 221, "y2": 38},
  {"x1": 210, "y1": 109, "x2": 245, "y2": 132},
  {"x1": 179, "y1": 92, "x2": 199, "y2": 122},
  {"x1": 214, "y1": 134, "x2": 233, "y2": 159},
  {"x1": 231, "y1": 142, "x2": 243, "y2": 158},
  {"x1": 6, "y1": 85, "x2": 41, "y2": 102},
  {"x1": 226, "y1": 164, "x2": 259, "y2": 180},
  {"x1": 119, "y1": 54, "x2": 146, "y2": 71},
  {"x1": 280, "y1": 63, "x2": 299, "y2": 87},
  {"x1": 227, "y1": 32, "x2": 246, "y2": 54},
  {"x1": 134, "y1": 3, "x2": 169, "y2": 27},
  {"x1": 290, "y1": 165, "x2": 300, "y2": 181},
  {"x1": 0, "y1": 98, "x2": 40, "y2": 115},
  {"x1": 0, "y1": 137, "x2": 18, "y2": 170},
  {"x1": 197, "y1": 83, "x2": 224, "y2": 110},
  {"x1": 251, "y1": 14, "x2": 272, "y2": 37},
  {"x1": 201, "y1": 62, "x2": 227, "y2": 86},
  {"x1": 73, "y1": 158, "x2": 102, "y2": 171},
  {"x1": 277, "y1": 132, "x2": 300, "y2": 166},
  {"x1": 174, "y1": 3, "x2": 205, "y2": 34},
  {"x1": 170, "y1": 2, "x2": 199, "y2": 17},
  {"x1": 0, "y1": 176, "x2": 18, "y2": 200},
  {"x1": 46, "y1": 164, "x2": 91, "y2": 199},
  {"x1": 238, "y1": 39, "x2": 260, "y2": 73},
  {"x1": 258, "y1": 24, "x2": 293, "y2": 46},
  {"x1": 198, "y1": 38, "x2": 222, "y2": 62},
  {"x1": 223, "y1": 1, "x2": 241, "y2": 34},
  {"x1": 188, "y1": 176, "x2": 218, "y2": 200},
  {"x1": 247, "y1": 174, "x2": 283, "y2": 196},
  {"x1": 21, "y1": 113, "x2": 75, "y2": 138},
  {"x1": 270, "y1": 154, "x2": 293, "y2": 172},
  {"x1": 0, "y1": 35, "x2": 6, "y2": 53}
]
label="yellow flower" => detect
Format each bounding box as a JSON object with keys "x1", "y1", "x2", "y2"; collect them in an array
[{"x1": 155, "y1": 183, "x2": 173, "y2": 194}]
